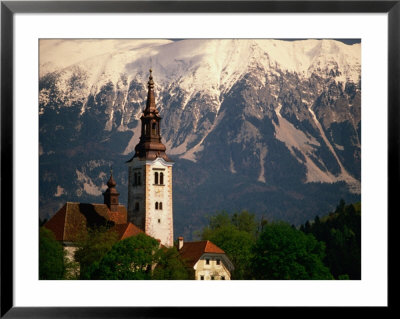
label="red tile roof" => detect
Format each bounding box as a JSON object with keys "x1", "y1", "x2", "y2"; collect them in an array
[
  {"x1": 44, "y1": 202, "x2": 128, "y2": 242},
  {"x1": 178, "y1": 240, "x2": 225, "y2": 268},
  {"x1": 112, "y1": 222, "x2": 144, "y2": 240}
]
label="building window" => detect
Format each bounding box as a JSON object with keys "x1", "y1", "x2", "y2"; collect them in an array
[
  {"x1": 135, "y1": 202, "x2": 139, "y2": 211},
  {"x1": 200, "y1": 276, "x2": 204, "y2": 280},
  {"x1": 154, "y1": 172, "x2": 159, "y2": 184},
  {"x1": 211, "y1": 276, "x2": 215, "y2": 280},
  {"x1": 221, "y1": 276, "x2": 225, "y2": 280},
  {"x1": 152, "y1": 122, "x2": 157, "y2": 135},
  {"x1": 160, "y1": 172, "x2": 164, "y2": 185},
  {"x1": 158, "y1": 219, "x2": 161, "y2": 223},
  {"x1": 159, "y1": 202, "x2": 163, "y2": 210},
  {"x1": 133, "y1": 172, "x2": 141, "y2": 186},
  {"x1": 216, "y1": 259, "x2": 221, "y2": 265},
  {"x1": 205, "y1": 258, "x2": 210, "y2": 265},
  {"x1": 155, "y1": 202, "x2": 158, "y2": 210}
]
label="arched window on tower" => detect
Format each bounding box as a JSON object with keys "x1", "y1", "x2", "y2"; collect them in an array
[
  {"x1": 137, "y1": 172, "x2": 141, "y2": 185},
  {"x1": 134, "y1": 172, "x2": 137, "y2": 186},
  {"x1": 159, "y1": 202, "x2": 163, "y2": 210},
  {"x1": 155, "y1": 202, "x2": 158, "y2": 210},
  {"x1": 160, "y1": 172, "x2": 164, "y2": 185},
  {"x1": 135, "y1": 202, "x2": 139, "y2": 211},
  {"x1": 152, "y1": 122, "x2": 157, "y2": 135},
  {"x1": 154, "y1": 172, "x2": 159, "y2": 184}
]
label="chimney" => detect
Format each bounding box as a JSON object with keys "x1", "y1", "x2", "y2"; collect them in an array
[{"x1": 178, "y1": 236, "x2": 184, "y2": 250}]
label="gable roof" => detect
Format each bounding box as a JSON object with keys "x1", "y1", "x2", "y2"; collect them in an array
[
  {"x1": 178, "y1": 240, "x2": 225, "y2": 268},
  {"x1": 44, "y1": 202, "x2": 128, "y2": 242},
  {"x1": 112, "y1": 222, "x2": 144, "y2": 240}
]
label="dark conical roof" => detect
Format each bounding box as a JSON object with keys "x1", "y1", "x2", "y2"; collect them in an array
[
  {"x1": 144, "y1": 68, "x2": 158, "y2": 115},
  {"x1": 107, "y1": 174, "x2": 117, "y2": 188}
]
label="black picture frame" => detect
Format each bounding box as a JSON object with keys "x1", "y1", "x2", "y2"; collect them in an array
[{"x1": 1, "y1": 1, "x2": 395, "y2": 317}]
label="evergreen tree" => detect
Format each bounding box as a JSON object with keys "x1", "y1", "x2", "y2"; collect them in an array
[{"x1": 300, "y1": 201, "x2": 361, "y2": 279}]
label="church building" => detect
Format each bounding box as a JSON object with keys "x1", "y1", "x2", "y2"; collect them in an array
[{"x1": 43, "y1": 69, "x2": 233, "y2": 279}]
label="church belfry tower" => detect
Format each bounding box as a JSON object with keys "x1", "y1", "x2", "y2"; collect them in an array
[
  {"x1": 103, "y1": 169, "x2": 120, "y2": 212},
  {"x1": 126, "y1": 69, "x2": 174, "y2": 247}
]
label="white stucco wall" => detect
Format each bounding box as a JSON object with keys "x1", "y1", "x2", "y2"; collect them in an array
[{"x1": 193, "y1": 253, "x2": 232, "y2": 280}]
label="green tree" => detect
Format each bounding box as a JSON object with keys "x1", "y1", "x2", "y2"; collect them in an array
[
  {"x1": 231, "y1": 210, "x2": 258, "y2": 236},
  {"x1": 74, "y1": 225, "x2": 119, "y2": 279},
  {"x1": 204, "y1": 224, "x2": 254, "y2": 279},
  {"x1": 152, "y1": 246, "x2": 190, "y2": 280},
  {"x1": 251, "y1": 222, "x2": 333, "y2": 280},
  {"x1": 39, "y1": 227, "x2": 65, "y2": 280},
  {"x1": 88, "y1": 233, "x2": 160, "y2": 280},
  {"x1": 200, "y1": 210, "x2": 232, "y2": 239},
  {"x1": 301, "y1": 201, "x2": 361, "y2": 279},
  {"x1": 200, "y1": 210, "x2": 259, "y2": 279}
]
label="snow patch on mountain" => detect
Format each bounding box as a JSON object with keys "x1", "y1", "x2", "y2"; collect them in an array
[
  {"x1": 76, "y1": 168, "x2": 103, "y2": 196},
  {"x1": 258, "y1": 146, "x2": 267, "y2": 183},
  {"x1": 54, "y1": 185, "x2": 65, "y2": 197}
]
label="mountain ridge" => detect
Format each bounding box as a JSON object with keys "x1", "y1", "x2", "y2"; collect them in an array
[{"x1": 39, "y1": 39, "x2": 361, "y2": 239}]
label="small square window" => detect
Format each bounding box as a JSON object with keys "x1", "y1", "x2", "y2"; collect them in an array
[
  {"x1": 216, "y1": 259, "x2": 221, "y2": 265},
  {"x1": 200, "y1": 276, "x2": 204, "y2": 280},
  {"x1": 221, "y1": 276, "x2": 225, "y2": 280},
  {"x1": 205, "y1": 259, "x2": 210, "y2": 265},
  {"x1": 211, "y1": 276, "x2": 215, "y2": 280}
]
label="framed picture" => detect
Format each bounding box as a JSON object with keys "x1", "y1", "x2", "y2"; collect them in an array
[{"x1": 1, "y1": 0, "x2": 395, "y2": 316}]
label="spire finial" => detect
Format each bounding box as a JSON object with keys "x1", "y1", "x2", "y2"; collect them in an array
[
  {"x1": 107, "y1": 166, "x2": 116, "y2": 188},
  {"x1": 148, "y1": 68, "x2": 154, "y2": 89}
]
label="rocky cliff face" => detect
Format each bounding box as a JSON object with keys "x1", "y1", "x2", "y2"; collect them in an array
[{"x1": 39, "y1": 39, "x2": 361, "y2": 239}]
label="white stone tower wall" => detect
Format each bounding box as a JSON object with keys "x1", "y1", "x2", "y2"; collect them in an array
[
  {"x1": 144, "y1": 159, "x2": 174, "y2": 247},
  {"x1": 128, "y1": 158, "x2": 174, "y2": 247}
]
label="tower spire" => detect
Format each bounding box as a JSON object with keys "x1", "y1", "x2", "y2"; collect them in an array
[
  {"x1": 127, "y1": 69, "x2": 171, "y2": 162},
  {"x1": 145, "y1": 68, "x2": 158, "y2": 115}
]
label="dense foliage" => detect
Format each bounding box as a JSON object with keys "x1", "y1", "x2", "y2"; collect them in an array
[
  {"x1": 39, "y1": 227, "x2": 66, "y2": 280},
  {"x1": 87, "y1": 233, "x2": 160, "y2": 280},
  {"x1": 152, "y1": 246, "x2": 191, "y2": 280},
  {"x1": 74, "y1": 225, "x2": 119, "y2": 279},
  {"x1": 300, "y1": 200, "x2": 361, "y2": 279},
  {"x1": 199, "y1": 210, "x2": 258, "y2": 279},
  {"x1": 199, "y1": 200, "x2": 360, "y2": 280},
  {"x1": 251, "y1": 222, "x2": 333, "y2": 279}
]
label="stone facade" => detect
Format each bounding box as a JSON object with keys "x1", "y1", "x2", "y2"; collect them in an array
[{"x1": 127, "y1": 157, "x2": 174, "y2": 247}]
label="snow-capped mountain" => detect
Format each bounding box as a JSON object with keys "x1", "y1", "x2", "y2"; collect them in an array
[{"x1": 39, "y1": 39, "x2": 361, "y2": 239}]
